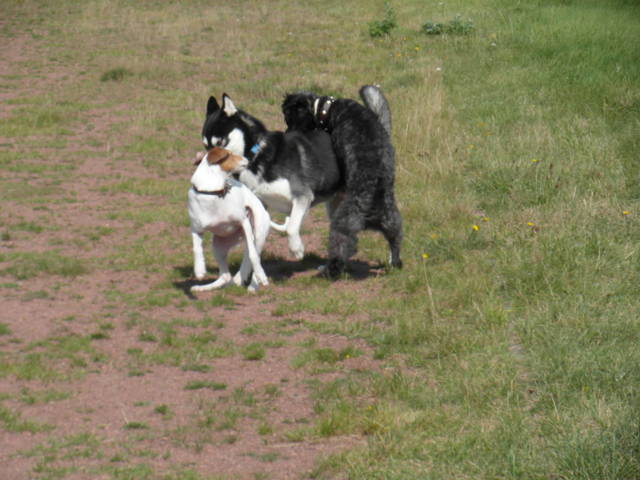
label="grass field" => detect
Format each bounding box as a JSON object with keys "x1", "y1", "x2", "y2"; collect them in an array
[{"x1": 1, "y1": 0, "x2": 640, "y2": 478}]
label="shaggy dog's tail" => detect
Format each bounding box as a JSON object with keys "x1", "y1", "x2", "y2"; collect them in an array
[{"x1": 359, "y1": 85, "x2": 392, "y2": 136}]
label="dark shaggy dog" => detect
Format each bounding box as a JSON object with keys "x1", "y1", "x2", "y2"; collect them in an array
[{"x1": 282, "y1": 85, "x2": 403, "y2": 277}]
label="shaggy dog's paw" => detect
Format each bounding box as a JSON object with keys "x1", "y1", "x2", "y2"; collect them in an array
[{"x1": 323, "y1": 258, "x2": 345, "y2": 279}]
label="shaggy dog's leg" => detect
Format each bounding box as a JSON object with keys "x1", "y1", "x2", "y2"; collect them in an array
[
  {"x1": 325, "y1": 192, "x2": 344, "y2": 222},
  {"x1": 379, "y1": 195, "x2": 403, "y2": 269},
  {"x1": 326, "y1": 195, "x2": 368, "y2": 277}
]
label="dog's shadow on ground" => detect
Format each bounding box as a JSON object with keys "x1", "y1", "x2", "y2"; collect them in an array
[
  {"x1": 264, "y1": 253, "x2": 386, "y2": 282},
  {"x1": 172, "y1": 253, "x2": 384, "y2": 297}
]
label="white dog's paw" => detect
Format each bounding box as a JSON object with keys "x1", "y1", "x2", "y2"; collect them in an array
[
  {"x1": 247, "y1": 275, "x2": 268, "y2": 293},
  {"x1": 191, "y1": 284, "x2": 212, "y2": 293},
  {"x1": 255, "y1": 272, "x2": 269, "y2": 286},
  {"x1": 191, "y1": 273, "x2": 232, "y2": 292},
  {"x1": 194, "y1": 266, "x2": 207, "y2": 280}
]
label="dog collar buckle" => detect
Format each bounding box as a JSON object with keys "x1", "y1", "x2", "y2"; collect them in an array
[{"x1": 316, "y1": 97, "x2": 334, "y2": 129}]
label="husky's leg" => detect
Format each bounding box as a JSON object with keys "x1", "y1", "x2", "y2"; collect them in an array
[{"x1": 286, "y1": 195, "x2": 312, "y2": 260}]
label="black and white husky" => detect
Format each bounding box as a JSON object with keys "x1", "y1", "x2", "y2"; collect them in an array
[
  {"x1": 202, "y1": 94, "x2": 340, "y2": 261},
  {"x1": 282, "y1": 85, "x2": 403, "y2": 276}
]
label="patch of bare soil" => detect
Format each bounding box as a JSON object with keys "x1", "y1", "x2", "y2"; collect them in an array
[{"x1": 0, "y1": 31, "x2": 385, "y2": 480}]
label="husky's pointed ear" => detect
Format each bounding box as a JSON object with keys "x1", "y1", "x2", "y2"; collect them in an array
[
  {"x1": 206, "y1": 96, "x2": 220, "y2": 116},
  {"x1": 221, "y1": 93, "x2": 238, "y2": 117}
]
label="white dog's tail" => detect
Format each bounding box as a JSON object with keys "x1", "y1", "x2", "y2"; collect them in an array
[
  {"x1": 270, "y1": 216, "x2": 290, "y2": 232},
  {"x1": 359, "y1": 84, "x2": 392, "y2": 136}
]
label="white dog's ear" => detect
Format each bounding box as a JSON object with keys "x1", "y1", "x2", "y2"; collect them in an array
[
  {"x1": 207, "y1": 96, "x2": 220, "y2": 116},
  {"x1": 221, "y1": 93, "x2": 238, "y2": 117}
]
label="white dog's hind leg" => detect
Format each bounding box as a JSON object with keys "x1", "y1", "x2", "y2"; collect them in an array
[
  {"x1": 191, "y1": 230, "x2": 207, "y2": 280},
  {"x1": 240, "y1": 217, "x2": 268, "y2": 292},
  {"x1": 233, "y1": 241, "x2": 252, "y2": 287},
  {"x1": 286, "y1": 196, "x2": 312, "y2": 260}
]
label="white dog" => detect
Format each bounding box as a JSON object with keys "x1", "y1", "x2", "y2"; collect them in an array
[{"x1": 188, "y1": 147, "x2": 270, "y2": 293}]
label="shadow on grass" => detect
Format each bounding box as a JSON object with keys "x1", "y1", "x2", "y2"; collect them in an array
[
  {"x1": 172, "y1": 253, "x2": 385, "y2": 297},
  {"x1": 264, "y1": 253, "x2": 388, "y2": 282}
]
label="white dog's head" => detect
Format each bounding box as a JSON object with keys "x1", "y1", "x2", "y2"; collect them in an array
[
  {"x1": 191, "y1": 147, "x2": 248, "y2": 192},
  {"x1": 193, "y1": 147, "x2": 247, "y2": 173}
]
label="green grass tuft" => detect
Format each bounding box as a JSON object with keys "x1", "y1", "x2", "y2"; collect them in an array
[
  {"x1": 185, "y1": 381, "x2": 227, "y2": 391},
  {"x1": 100, "y1": 67, "x2": 133, "y2": 82},
  {"x1": 368, "y1": 2, "x2": 397, "y2": 38}
]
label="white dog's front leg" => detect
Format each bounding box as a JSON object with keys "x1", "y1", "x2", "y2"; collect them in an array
[
  {"x1": 191, "y1": 230, "x2": 207, "y2": 280},
  {"x1": 287, "y1": 196, "x2": 312, "y2": 260},
  {"x1": 191, "y1": 235, "x2": 233, "y2": 293}
]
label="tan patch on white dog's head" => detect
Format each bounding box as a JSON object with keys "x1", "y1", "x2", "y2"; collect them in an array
[{"x1": 207, "y1": 146, "x2": 244, "y2": 173}]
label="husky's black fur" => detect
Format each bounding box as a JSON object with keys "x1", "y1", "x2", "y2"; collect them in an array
[{"x1": 282, "y1": 85, "x2": 403, "y2": 276}]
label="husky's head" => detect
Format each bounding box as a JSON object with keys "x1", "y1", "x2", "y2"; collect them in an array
[
  {"x1": 282, "y1": 92, "x2": 318, "y2": 132},
  {"x1": 201, "y1": 94, "x2": 246, "y2": 155}
]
